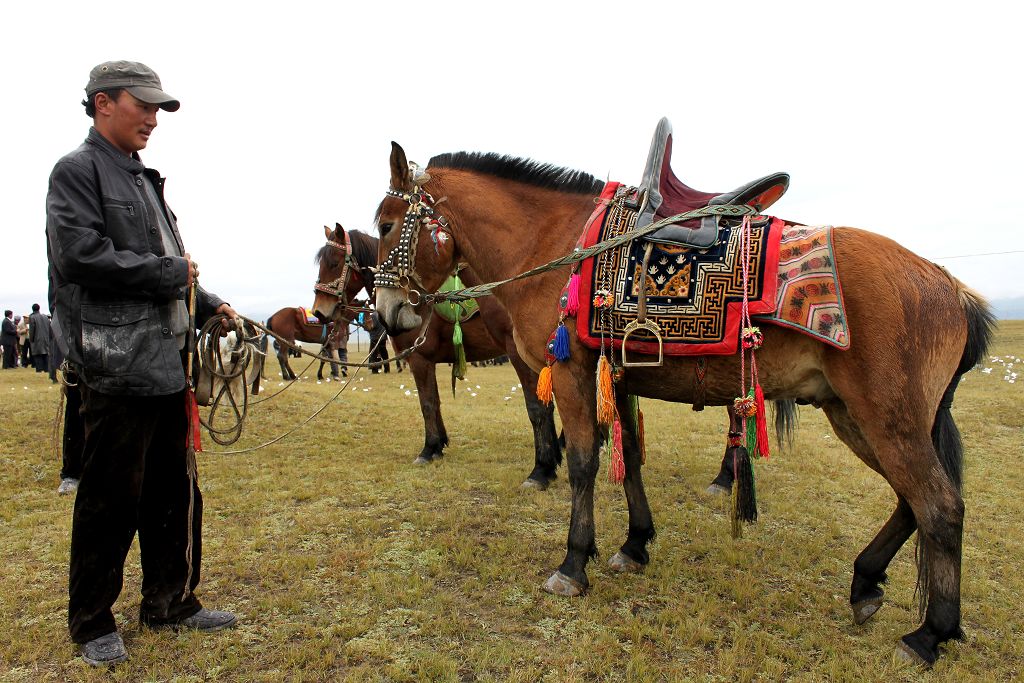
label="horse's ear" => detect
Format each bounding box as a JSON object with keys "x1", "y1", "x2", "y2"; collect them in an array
[
  {"x1": 323, "y1": 225, "x2": 332, "y2": 239},
  {"x1": 390, "y1": 141, "x2": 412, "y2": 191}
]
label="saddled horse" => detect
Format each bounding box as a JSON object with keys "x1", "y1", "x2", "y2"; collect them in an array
[
  {"x1": 372, "y1": 140, "x2": 995, "y2": 666},
  {"x1": 261, "y1": 306, "x2": 346, "y2": 381},
  {"x1": 312, "y1": 225, "x2": 563, "y2": 488}
]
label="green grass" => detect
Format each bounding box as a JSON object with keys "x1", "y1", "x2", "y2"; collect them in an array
[{"x1": 1, "y1": 322, "x2": 1022, "y2": 681}]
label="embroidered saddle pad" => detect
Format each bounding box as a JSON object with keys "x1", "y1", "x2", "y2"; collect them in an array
[
  {"x1": 755, "y1": 225, "x2": 850, "y2": 349},
  {"x1": 574, "y1": 183, "x2": 783, "y2": 356}
]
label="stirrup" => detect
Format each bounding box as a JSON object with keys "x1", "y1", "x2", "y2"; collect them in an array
[{"x1": 621, "y1": 319, "x2": 663, "y2": 367}]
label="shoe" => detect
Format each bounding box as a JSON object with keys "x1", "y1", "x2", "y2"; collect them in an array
[
  {"x1": 80, "y1": 632, "x2": 128, "y2": 667},
  {"x1": 148, "y1": 608, "x2": 237, "y2": 632},
  {"x1": 57, "y1": 478, "x2": 80, "y2": 495}
]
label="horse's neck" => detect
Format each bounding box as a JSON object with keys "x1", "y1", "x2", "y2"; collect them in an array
[{"x1": 441, "y1": 175, "x2": 593, "y2": 289}]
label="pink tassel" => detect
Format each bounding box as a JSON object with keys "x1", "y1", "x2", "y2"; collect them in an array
[
  {"x1": 754, "y1": 383, "x2": 770, "y2": 459},
  {"x1": 609, "y1": 416, "x2": 625, "y2": 483},
  {"x1": 565, "y1": 273, "x2": 580, "y2": 315}
]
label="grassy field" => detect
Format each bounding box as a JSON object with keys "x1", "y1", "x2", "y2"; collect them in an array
[{"x1": 1, "y1": 322, "x2": 1022, "y2": 682}]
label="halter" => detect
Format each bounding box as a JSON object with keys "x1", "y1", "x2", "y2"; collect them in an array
[
  {"x1": 376, "y1": 180, "x2": 450, "y2": 305},
  {"x1": 314, "y1": 228, "x2": 369, "y2": 300}
]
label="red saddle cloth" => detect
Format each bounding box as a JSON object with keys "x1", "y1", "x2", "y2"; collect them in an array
[{"x1": 572, "y1": 183, "x2": 783, "y2": 356}]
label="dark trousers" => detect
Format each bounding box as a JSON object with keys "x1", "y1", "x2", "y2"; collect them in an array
[
  {"x1": 1, "y1": 343, "x2": 15, "y2": 369},
  {"x1": 60, "y1": 378, "x2": 85, "y2": 480},
  {"x1": 33, "y1": 353, "x2": 48, "y2": 372},
  {"x1": 69, "y1": 384, "x2": 203, "y2": 643}
]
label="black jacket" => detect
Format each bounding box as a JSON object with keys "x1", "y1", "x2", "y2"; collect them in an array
[
  {"x1": 0, "y1": 317, "x2": 16, "y2": 347},
  {"x1": 46, "y1": 128, "x2": 225, "y2": 395}
]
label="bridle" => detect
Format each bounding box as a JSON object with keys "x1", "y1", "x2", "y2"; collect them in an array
[
  {"x1": 314, "y1": 227, "x2": 376, "y2": 304},
  {"x1": 375, "y1": 177, "x2": 451, "y2": 306}
]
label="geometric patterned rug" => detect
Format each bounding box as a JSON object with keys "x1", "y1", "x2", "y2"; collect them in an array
[{"x1": 756, "y1": 225, "x2": 850, "y2": 349}]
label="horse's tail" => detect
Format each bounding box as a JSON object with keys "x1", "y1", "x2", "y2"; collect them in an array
[
  {"x1": 772, "y1": 399, "x2": 798, "y2": 452},
  {"x1": 931, "y1": 280, "x2": 996, "y2": 493}
]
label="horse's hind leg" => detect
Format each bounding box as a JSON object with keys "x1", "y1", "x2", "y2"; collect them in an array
[
  {"x1": 821, "y1": 401, "x2": 917, "y2": 625},
  {"x1": 826, "y1": 397, "x2": 964, "y2": 665},
  {"x1": 608, "y1": 392, "x2": 655, "y2": 574}
]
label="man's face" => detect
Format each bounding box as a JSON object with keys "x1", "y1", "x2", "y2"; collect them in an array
[{"x1": 94, "y1": 91, "x2": 160, "y2": 155}]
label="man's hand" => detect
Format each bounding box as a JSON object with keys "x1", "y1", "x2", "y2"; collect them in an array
[
  {"x1": 184, "y1": 252, "x2": 199, "y2": 287},
  {"x1": 216, "y1": 303, "x2": 239, "y2": 331}
]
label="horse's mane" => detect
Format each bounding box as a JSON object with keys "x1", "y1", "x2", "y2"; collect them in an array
[
  {"x1": 315, "y1": 229, "x2": 379, "y2": 270},
  {"x1": 428, "y1": 151, "x2": 604, "y2": 195}
]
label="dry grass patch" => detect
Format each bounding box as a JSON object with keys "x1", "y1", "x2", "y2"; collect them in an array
[{"x1": 1, "y1": 322, "x2": 1022, "y2": 680}]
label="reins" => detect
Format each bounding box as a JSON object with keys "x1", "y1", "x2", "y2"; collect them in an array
[{"x1": 376, "y1": 183, "x2": 759, "y2": 306}]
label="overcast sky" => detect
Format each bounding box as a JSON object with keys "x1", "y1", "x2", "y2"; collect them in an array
[{"x1": 3, "y1": 1, "x2": 1021, "y2": 320}]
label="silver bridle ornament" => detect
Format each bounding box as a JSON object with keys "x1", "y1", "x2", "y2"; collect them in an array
[{"x1": 376, "y1": 181, "x2": 450, "y2": 305}]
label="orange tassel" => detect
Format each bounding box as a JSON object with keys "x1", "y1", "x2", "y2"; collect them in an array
[
  {"x1": 608, "y1": 416, "x2": 625, "y2": 483},
  {"x1": 596, "y1": 355, "x2": 615, "y2": 425},
  {"x1": 754, "y1": 382, "x2": 770, "y2": 459},
  {"x1": 536, "y1": 365, "x2": 553, "y2": 405}
]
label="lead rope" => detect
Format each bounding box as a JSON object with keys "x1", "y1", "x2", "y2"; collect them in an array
[{"x1": 182, "y1": 278, "x2": 200, "y2": 601}]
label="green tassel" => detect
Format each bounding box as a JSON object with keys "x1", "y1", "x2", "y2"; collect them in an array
[
  {"x1": 451, "y1": 318, "x2": 466, "y2": 395},
  {"x1": 745, "y1": 387, "x2": 758, "y2": 455}
]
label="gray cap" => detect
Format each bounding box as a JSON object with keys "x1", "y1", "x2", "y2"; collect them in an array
[{"x1": 85, "y1": 60, "x2": 180, "y2": 112}]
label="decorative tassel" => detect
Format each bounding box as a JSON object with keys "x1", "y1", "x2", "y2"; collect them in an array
[
  {"x1": 628, "y1": 394, "x2": 646, "y2": 465},
  {"x1": 186, "y1": 389, "x2": 203, "y2": 453},
  {"x1": 728, "y1": 435, "x2": 757, "y2": 538},
  {"x1": 451, "y1": 319, "x2": 467, "y2": 395},
  {"x1": 608, "y1": 415, "x2": 625, "y2": 483},
  {"x1": 754, "y1": 383, "x2": 770, "y2": 459},
  {"x1": 552, "y1": 323, "x2": 570, "y2": 362},
  {"x1": 596, "y1": 355, "x2": 615, "y2": 426},
  {"x1": 565, "y1": 273, "x2": 580, "y2": 315},
  {"x1": 536, "y1": 365, "x2": 553, "y2": 405}
]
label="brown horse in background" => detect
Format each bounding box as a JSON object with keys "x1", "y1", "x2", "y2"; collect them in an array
[
  {"x1": 260, "y1": 307, "x2": 345, "y2": 381},
  {"x1": 373, "y1": 142, "x2": 995, "y2": 665},
  {"x1": 312, "y1": 225, "x2": 563, "y2": 488}
]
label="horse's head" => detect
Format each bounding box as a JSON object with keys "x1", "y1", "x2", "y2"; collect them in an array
[
  {"x1": 313, "y1": 222, "x2": 373, "y2": 324},
  {"x1": 374, "y1": 141, "x2": 458, "y2": 333}
]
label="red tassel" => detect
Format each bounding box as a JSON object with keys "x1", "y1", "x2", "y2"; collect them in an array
[
  {"x1": 608, "y1": 416, "x2": 625, "y2": 483},
  {"x1": 565, "y1": 273, "x2": 580, "y2": 315},
  {"x1": 754, "y1": 382, "x2": 770, "y2": 459},
  {"x1": 186, "y1": 389, "x2": 203, "y2": 453}
]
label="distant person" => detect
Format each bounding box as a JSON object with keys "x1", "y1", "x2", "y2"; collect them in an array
[
  {"x1": 1, "y1": 310, "x2": 17, "y2": 369},
  {"x1": 366, "y1": 310, "x2": 392, "y2": 373},
  {"x1": 28, "y1": 303, "x2": 51, "y2": 373},
  {"x1": 46, "y1": 59, "x2": 238, "y2": 667},
  {"x1": 16, "y1": 314, "x2": 30, "y2": 367}
]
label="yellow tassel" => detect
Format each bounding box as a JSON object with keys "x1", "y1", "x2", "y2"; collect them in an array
[
  {"x1": 536, "y1": 365, "x2": 553, "y2": 405},
  {"x1": 596, "y1": 356, "x2": 615, "y2": 425}
]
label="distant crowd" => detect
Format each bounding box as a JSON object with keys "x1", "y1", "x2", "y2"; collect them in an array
[{"x1": 1, "y1": 305, "x2": 63, "y2": 382}]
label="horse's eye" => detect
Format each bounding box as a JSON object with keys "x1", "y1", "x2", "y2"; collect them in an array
[{"x1": 379, "y1": 222, "x2": 393, "y2": 236}]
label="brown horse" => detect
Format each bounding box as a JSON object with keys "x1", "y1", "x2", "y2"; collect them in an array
[
  {"x1": 261, "y1": 308, "x2": 346, "y2": 381},
  {"x1": 311, "y1": 225, "x2": 563, "y2": 488},
  {"x1": 372, "y1": 142, "x2": 995, "y2": 665}
]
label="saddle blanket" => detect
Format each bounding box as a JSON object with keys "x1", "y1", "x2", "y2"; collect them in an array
[{"x1": 571, "y1": 183, "x2": 849, "y2": 356}]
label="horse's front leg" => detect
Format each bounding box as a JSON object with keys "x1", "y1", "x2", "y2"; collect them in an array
[
  {"x1": 544, "y1": 363, "x2": 600, "y2": 596},
  {"x1": 408, "y1": 353, "x2": 448, "y2": 465},
  {"x1": 608, "y1": 392, "x2": 655, "y2": 573}
]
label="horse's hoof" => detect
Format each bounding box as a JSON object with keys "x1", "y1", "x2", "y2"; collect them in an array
[
  {"x1": 851, "y1": 596, "x2": 883, "y2": 625},
  {"x1": 608, "y1": 551, "x2": 644, "y2": 574},
  {"x1": 412, "y1": 456, "x2": 431, "y2": 466},
  {"x1": 705, "y1": 483, "x2": 731, "y2": 497},
  {"x1": 895, "y1": 639, "x2": 931, "y2": 667},
  {"x1": 543, "y1": 571, "x2": 585, "y2": 597},
  {"x1": 520, "y1": 477, "x2": 550, "y2": 491}
]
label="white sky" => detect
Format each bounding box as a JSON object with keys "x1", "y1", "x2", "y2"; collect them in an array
[{"x1": 2, "y1": 1, "x2": 1021, "y2": 320}]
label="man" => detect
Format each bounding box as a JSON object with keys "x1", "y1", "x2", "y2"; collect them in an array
[
  {"x1": 1, "y1": 310, "x2": 17, "y2": 369},
  {"x1": 366, "y1": 310, "x2": 391, "y2": 373},
  {"x1": 46, "y1": 61, "x2": 237, "y2": 667},
  {"x1": 28, "y1": 304, "x2": 51, "y2": 373},
  {"x1": 16, "y1": 315, "x2": 30, "y2": 367}
]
